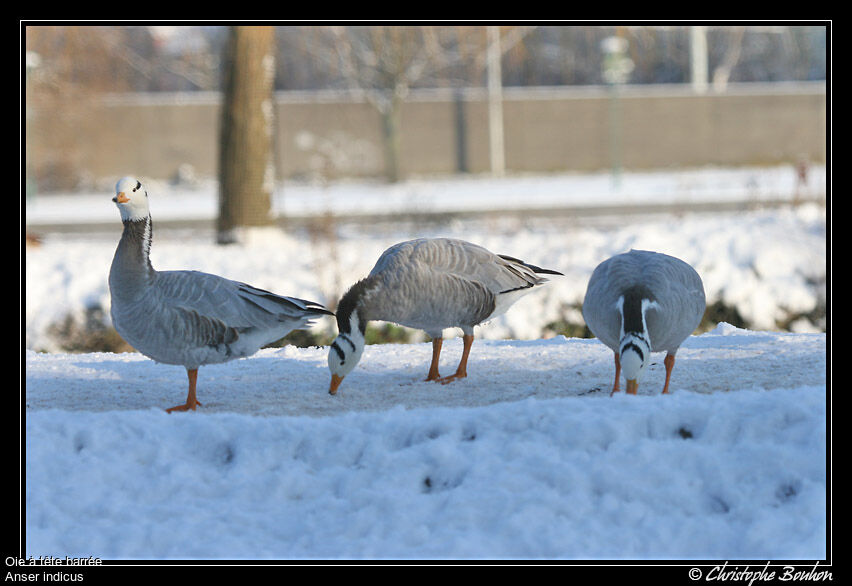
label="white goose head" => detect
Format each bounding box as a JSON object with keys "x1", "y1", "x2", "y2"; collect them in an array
[
  {"x1": 616, "y1": 294, "x2": 659, "y2": 393},
  {"x1": 113, "y1": 176, "x2": 150, "y2": 222},
  {"x1": 327, "y1": 279, "x2": 374, "y2": 394},
  {"x1": 619, "y1": 332, "x2": 651, "y2": 393},
  {"x1": 327, "y1": 310, "x2": 366, "y2": 394}
]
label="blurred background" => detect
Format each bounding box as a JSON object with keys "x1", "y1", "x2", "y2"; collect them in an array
[{"x1": 23, "y1": 24, "x2": 828, "y2": 354}]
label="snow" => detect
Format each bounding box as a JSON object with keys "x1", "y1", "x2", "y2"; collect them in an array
[
  {"x1": 26, "y1": 164, "x2": 825, "y2": 225},
  {"x1": 23, "y1": 165, "x2": 828, "y2": 561},
  {"x1": 24, "y1": 327, "x2": 827, "y2": 560},
  {"x1": 24, "y1": 165, "x2": 827, "y2": 352}
]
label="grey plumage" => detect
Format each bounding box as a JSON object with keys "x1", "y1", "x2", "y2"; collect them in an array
[
  {"x1": 108, "y1": 176, "x2": 332, "y2": 411},
  {"x1": 328, "y1": 238, "x2": 562, "y2": 393},
  {"x1": 350, "y1": 238, "x2": 559, "y2": 336},
  {"x1": 582, "y1": 249, "x2": 706, "y2": 394},
  {"x1": 110, "y1": 266, "x2": 330, "y2": 369}
]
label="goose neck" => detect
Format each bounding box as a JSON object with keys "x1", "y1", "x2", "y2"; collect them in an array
[
  {"x1": 110, "y1": 216, "x2": 155, "y2": 295},
  {"x1": 617, "y1": 286, "x2": 658, "y2": 341},
  {"x1": 336, "y1": 278, "x2": 374, "y2": 335}
]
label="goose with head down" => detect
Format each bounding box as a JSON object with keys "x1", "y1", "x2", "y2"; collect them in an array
[
  {"x1": 327, "y1": 237, "x2": 562, "y2": 394},
  {"x1": 108, "y1": 176, "x2": 333, "y2": 412},
  {"x1": 582, "y1": 249, "x2": 706, "y2": 395}
]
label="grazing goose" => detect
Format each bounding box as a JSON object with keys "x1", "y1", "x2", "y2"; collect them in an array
[
  {"x1": 327, "y1": 238, "x2": 562, "y2": 394},
  {"x1": 582, "y1": 249, "x2": 705, "y2": 395},
  {"x1": 108, "y1": 176, "x2": 333, "y2": 412}
]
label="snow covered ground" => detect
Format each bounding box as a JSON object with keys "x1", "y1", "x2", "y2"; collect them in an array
[
  {"x1": 25, "y1": 325, "x2": 826, "y2": 560},
  {"x1": 26, "y1": 163, "x2": 825, "y2": 225},
  {"x1": 23, "y1": 165, "x2": 829, "y2": 561},
  {"x1": 24, "y1": 165, "x2": 827, "y2": 353}
]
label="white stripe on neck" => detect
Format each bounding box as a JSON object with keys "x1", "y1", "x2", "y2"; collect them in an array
[{"x1": 616, "y1": 295, "x2": 660, "y2": 340}]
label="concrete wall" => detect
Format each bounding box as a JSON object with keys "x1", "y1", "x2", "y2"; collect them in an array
[{"x1": 27, "y1": 82, "x2": 826, "y2": 187}]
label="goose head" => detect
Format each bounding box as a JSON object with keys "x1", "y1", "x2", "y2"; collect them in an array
[
  {"x1": 327, "y1": 310, "x2": 366, "y2": 394},
  {"x1": 616, "y1": 295, "x2": 659, "y2": 394},
  {"x1": 113, "y1": 176, "x2": 150, "y2": 222},
  {"x1": 619, "y1": 332, "x2": 651, "y2": 393}
]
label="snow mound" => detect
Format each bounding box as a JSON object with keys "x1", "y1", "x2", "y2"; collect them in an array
[{"x1": 25, "y1": 330, "x2": 827, "y2": 560}]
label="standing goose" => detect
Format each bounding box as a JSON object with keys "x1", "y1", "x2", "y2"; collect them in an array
[
  {"x1": 327, "y1": 238, "x2": 562, "y2": 394},
  {"x1": 582, "y1": 249, "x2": 705, "y2": 395},
  {"x1": 108, "y1": 176, "x2": 333, "y2": 412}
]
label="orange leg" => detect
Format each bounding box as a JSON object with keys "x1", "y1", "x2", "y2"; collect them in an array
[
  {"x1": 439, "y1": 334, "x2": 474, "y2": 384},
  {"x1": 425, "y1": 337, "x2": 443, "y2": 381},
  {"x1": 662, "y1": 353, "x2": 675, "y2": 394},
  {"x1": 166, "y1": 368, "x2": 203, "y2": 413},
  {"x1": 610, "y1": 352, "x2": 621, "y2": 395}
]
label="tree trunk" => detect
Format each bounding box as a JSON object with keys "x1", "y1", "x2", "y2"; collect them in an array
[
  {"x1": 486, "y1": 26, "x2": 505, "y2": 177},
  {"x1": 217, "y1": 26, "x2": 276, "y2": 244},
  {"x1": 379, "y1": 93, "x2": 403, "y2": 183}
]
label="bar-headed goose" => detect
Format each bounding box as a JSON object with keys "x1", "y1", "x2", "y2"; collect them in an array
[
  {"x1": 583, "y1": 249, "x2": 705, "y2": 395},
  {"x1": 327, "y1": 238, "x2": 562, "y2": 394},
  {"x1": 108, "y1": 176, "x2": 333, "y2": 412}
]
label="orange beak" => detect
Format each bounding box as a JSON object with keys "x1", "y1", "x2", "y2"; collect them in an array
[
  {"x1": 329, "y1": 374, "x2": 344, "y2": 395},
  {"x1": 113, "y1": 192, "x2": 130, "y2": 204},
  {"x1": 626, "y1": 379, "x2": 638, "y2": 395}
]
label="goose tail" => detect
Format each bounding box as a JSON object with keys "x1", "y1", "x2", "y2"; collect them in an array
[{"x1": 497, "y1": 254, "x2": 564, "y2": 276}]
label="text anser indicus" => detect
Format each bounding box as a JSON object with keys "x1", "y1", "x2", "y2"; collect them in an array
[
  {"x1": 327, "y1": 238, "x2": 562, "y2": 394},
  {"x1": 108, "y1": 177, "x2": 333, "y2": 412},
  {"x1": 582, "y1": 249, "x2": 705, "y2": 395}
]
